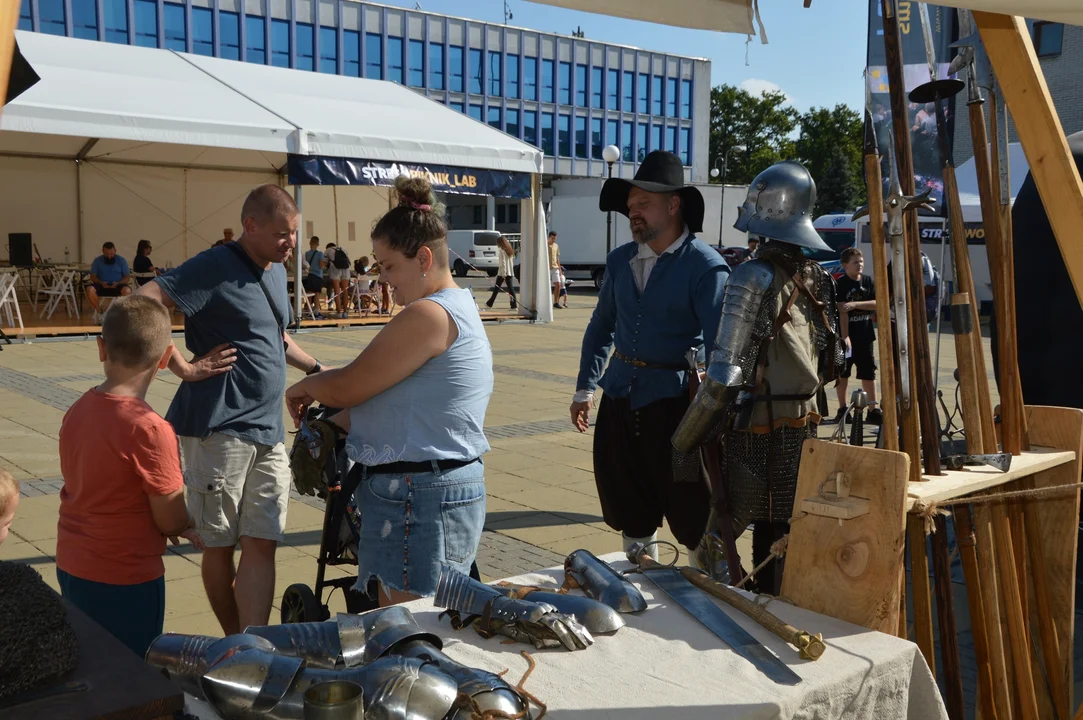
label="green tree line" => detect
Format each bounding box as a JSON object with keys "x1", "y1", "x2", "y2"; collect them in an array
[{"x1": 708, "y1": 84, "x2": 863, "y2": 218}]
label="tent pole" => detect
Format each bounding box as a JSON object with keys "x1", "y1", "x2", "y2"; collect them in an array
[
  {"x1": 75, "y1": 159, "x2": 85, "y2": 264},
  {"x1": 294, "y1": 185, "x2": 303, "y2": 328}
]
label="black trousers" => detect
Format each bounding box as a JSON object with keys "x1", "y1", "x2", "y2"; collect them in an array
[
  {"x1": 593, "y1": 394, "x2": 710, "y2": 550},
  {"x1": 487, "y1": 276, "x2": 516, "y2": 307}
]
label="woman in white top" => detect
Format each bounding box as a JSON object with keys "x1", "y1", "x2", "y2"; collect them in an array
[{"x1": 484, "y1": 235, "x2": 517, "y2": 310}]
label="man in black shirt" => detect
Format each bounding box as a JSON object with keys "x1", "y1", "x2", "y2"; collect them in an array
[{"x1": 835, "y1": 247, "x2": 882, "y2": 425}]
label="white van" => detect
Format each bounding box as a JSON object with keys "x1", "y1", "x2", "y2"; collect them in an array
[{"x1": 446, "y1": 230, "x2": 520, "y2": 277}]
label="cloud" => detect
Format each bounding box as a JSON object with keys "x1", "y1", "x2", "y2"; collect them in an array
[{"x1": 738, "y1": 78, "x2": 795, "y2": 105}]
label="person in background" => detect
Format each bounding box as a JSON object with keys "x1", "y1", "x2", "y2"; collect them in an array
[
  {"x1": 86, "y1": 242, "x2": 132, "y2": 323},
  {"x1": 133, "y1": 240, "x2": 161, "y2": 285},
  {"x1": 57, "y1": 296, "x2": 204, "y2": 657},
  {"x1": 0, "y1": 468, "x2": 17, "y2": 546},
  {"x1": 742, "y1": 236, "x2": 759, "y2": 263},
  {"x1": 369, "y1": 259, "x2": 393, "y2": 315},
  {"x1": 325, "y1": 241, "x2": 351, "y2": 319},
  {"x1": 558, "y1": 268, "x2": 570, "y2": 308},
  {"x1": 303, "y1": 238, "x2": 325, "y2": 296},
  {"x1": 284, "y1": 176, "x2": 493, "y2": 605},
  {"x1": 217, "y1": 228, "x2": 235, "y2": 247},
  {"x1": 834, "y1": 248, "x2": 881, "y2": 425},
  {"x1": 485, "y1": 235, "x2": 518, "y2": 310},
  {"x1": 548, "y1": 232, "x2": 562, "y2": 309}
]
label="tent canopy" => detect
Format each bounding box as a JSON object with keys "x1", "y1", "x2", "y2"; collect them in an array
[
  {"x1": 955, "y1": 142, "x2": 1029, "y2": 222},
  {"x1": 0, "y1": 31, "x2": 543, "y2": 176}
]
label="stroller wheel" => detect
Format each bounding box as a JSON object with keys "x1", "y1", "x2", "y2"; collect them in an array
[{"x1": 281, "y1": 583, "x2": 326, "y2": 624}]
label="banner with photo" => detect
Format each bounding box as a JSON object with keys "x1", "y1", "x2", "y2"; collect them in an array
[{"x1": 866, "y1": 1, "x2": 957, "y2": 215}]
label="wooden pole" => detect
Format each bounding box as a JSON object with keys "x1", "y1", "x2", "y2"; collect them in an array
[
  {"x1": 974, "y1": 501, "x2": 1014, "y2": 719},
  {"x1": 951, "y1": 293, "x2": 984, "y2": 453},
  {"x1": 907, "y1": 514, "x2": 936, "y2": 676},
  {"x1": 1022, "y1": 478, "x2": 1066, "y2": 718},
  {"x1": 0, "y1": 0, "x2": 18, "y2": 113},
  {"x1": 932, "y1": 514, "x2": 964, "y2": 720},
  {"x1": 955, "y1": 504, "x2": 999, "y2": 720},
  {"x1": 992, "y1": 501, "x2": 1040, "y2": 719},
  {"x1": 881, "y1": 0, "x2": 941, "y2": 478}
]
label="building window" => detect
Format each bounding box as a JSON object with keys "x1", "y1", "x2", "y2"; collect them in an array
[
  {"x1": 344, "y1": 30, "x2": 360, "y2": 76},
  {"x1": 558, "y1": 114, "x2": 571, "y2": 156},
  {"x1": 469, "y1": 104, "x2": 483, "y2": 121},
  {"x1": 365, "y1": 33, "x2": 382, "y2": 78},
  {"x1": 319, "y1": 27, "x2": 337, "y2": 74},
  {"x1": 681, "y1": 79, "x2": 692, "y2": 119},
  {"x1": 623, "y1": 71, "x2": 633, "y2": 111},
  {"x1": 622, "y1": 120, "x2": 633, "y2": 161},
  {"x1": 296, "y1": 23, "x2": 314, "y2": 71},
  {"x1": 652, "y1": 76, "x2": 663, "y2": 115},
  {"x1": 497, "y1": 204, "x2": 507, "y2": 224},
  {"x1": 637, "y1": 74, "x2": 648, "y2": 114},
  {"x1": 575, "y1": 116, "x2": 588, "y2": 158},
  {"x1": 524, "y1": 110, "x2": 537, "y2": 145},
  {"x1": 680, "y1": 127, "x2": 690, "y2": 165},
  {"x1": 104, "y1": 0, "x2": 127, "y2": 42},
  {"x1": 488, "y1": 50, "x2": 501, "y2": 96},
  {"x1": 387, "y1": 37, "x2": 404, "y2": 83},
  {"x1": 469, "y1": 48, "x2": 483, "y2": 94},
  {"x1": 134, "y1": 0, "x2": 157, "y2": 47},
  {"x1": 449, "y1": 101, "x2": 464, "y2": 113},
  {"x1": 651, "y1": 123, "x2": 662, "y2": 153},
  {"x1": 429, "y1": 43, "x2": 444, "y2": 90},
  {"x1": 408, "y1": 39, "x2": 424, "y2": 86},
  {"x1": 575, "y1": 64, "x2": 587, "y2": 107},
  {"x1": 524, "y1": 57, "x2": 537, "y2": 101},
  {"x1": 220, "y1": 12, "x2": 241, "y2": 60},
  {"x1": 666, "y1": 77, "x2": 677, "y2": 116},
  {"x1": 240, "y1": 15, "x2": 261, "y2": 62},
  {"x1": 473, "y1": 206, "x2": 483, "y2": 225},
  {"x1": 192, "y1": 7, "x2": 212, "y2": 56},
  {"x1": 163, "y1": 3, "x2": 185, "y2": 51},
  {"x1": 449, "y1": 45, "x2": 464, "y2": 91},
  {"x1": 39, "y1": 0, "x2": 65, "y2": 36},
  {"x1": 606, "y1": 119, "x2": 618, "y2": 153},
  {"x1": 590, "y1": 67, "x2": 603, "y2": 108},
  {"x1": 509, "y1": 204, "x2": 519, "y2": 224},
  {"x1": 18, "y1": 0, "x2": 31, "y2": 31},
  {"x1": 607, "y1": 69, "x2": 618, "y2": 110},
  {"x1": 72, "y1": 0, "x2": 98, "y2": 40},
  {"x1": 506, "y1": 109, "x2": 520, "y2": 138},
  {"x1": 668, "y1": 125, "x2": 678, "y2": 153},
  {"x1": 271, "y1": 19, "x2": 289, "y2": 67},
  {"x1": 506, "y1": 55, "x2": 519, "y2": 99},
  {"x1": 637, "y1": 122, "x2": 647, "y2": 161},
  {"x1": 542, "y1": 112, "x2": 555, "y2": 155},
  {"x1": 1034, "y1": 22, "x2": 1063, "y2": 57},
  {"x1": 542, "y1": 59, "x2": 555, "y2": 103},
  {"x1": 558, "y1": 61, "x2": 571, "y2": 104},
  {"x1": 591, "y1": 117, "x2": 603, "y2": 159},
  {"x1": 488, "y1": 106, "x2": 502, "y2": 130}
]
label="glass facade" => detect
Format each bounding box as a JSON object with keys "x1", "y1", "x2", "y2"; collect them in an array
[{"x1": 24, "y1": 0, "x2": 699, "y2": 171}]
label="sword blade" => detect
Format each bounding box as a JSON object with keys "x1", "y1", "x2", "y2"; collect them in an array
[
  {"x1": 643, "y1": 568, "x2": 801, "y2": 685},
  {"x1": 918, "y1": 3, "x2": 938, "y2": 82}
]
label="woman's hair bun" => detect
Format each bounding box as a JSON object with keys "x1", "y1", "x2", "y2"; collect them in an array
[{"x1": 395, "y1": 176, "x2": 435, "y2": 211}]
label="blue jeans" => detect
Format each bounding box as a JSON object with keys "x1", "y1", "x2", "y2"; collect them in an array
[
  {"x1": 57, "y1": 569, "x2": 165, "y2": 658},
  {"x1": 351, "y1": 459, "x2": 486, "y2": 597}
]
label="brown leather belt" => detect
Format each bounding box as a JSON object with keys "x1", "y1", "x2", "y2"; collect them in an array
[{"x1": 612, "y1": 350, "x2": 689, "y2": 371}]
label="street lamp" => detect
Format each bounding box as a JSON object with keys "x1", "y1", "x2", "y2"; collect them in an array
[
  {"x1": 710, "y1": 144, "x2": 746, "y2": 249},
  {"x1": 602, "y1": 144, "x2": 621, "y2": 254}
]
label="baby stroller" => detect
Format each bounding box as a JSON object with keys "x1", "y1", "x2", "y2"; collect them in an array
[{"x1": 282, "y1": 405, "x2": 481, "y2": 623}]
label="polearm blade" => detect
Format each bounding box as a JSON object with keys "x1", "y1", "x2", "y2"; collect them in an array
[
  {"x1": 884, "y1": 141, "x2": 913, "y2": 412},
  {"x1": 918, "y1": 3, "x2": 938, "y2": 82}
]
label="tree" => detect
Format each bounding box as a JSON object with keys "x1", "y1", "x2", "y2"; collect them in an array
[
  {"x1": 794, "y1": 104, "x2": 864, "y2": 215},
  {"x1": 708, "y1": 84, "x2": 799, "y2": 186}
]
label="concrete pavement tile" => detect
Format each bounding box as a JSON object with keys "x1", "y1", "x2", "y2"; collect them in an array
[
  {"x1": 483, "y1": 453, "x2": 552, "y2": 473},
  {"x1": 484, "y1": 474, "x2": 542, "y2": 498},
  {"x1": 506, "y1": 463, "x2": 594, "y2": 486},
  {"x1": 484, "y1": 495, "x2": 533, "y2": 514},
  {"x1": 30, "y1": 537, "x2": 57, "y2": 558},
  {"x1": 285, "y1": 500, "x2": 327, "y2": 532},
  {"x1": 496, "y1": 485, "x2": 603, "y2": 515},
  {"x1": 0, "y1": 460, "x2": 32, "y2": 480},
  {"x1": 162, "y1": 549, "x2": 204, "y2": 580},
  {"x1": 165, "y1": 610, "x2": 225, "y2": 636},
  {"x1": 563, "y1": 481, "x2": 600, "y2": 499},
  {"x1": 537, "y1": 528, "x2": 620, "y2": 557},
  {"x1": 10, "y1": 512, "x2": 58, "y2": 541},
  {"x1": 34, "y1": 562, "x2": 62, "y2": 593},
  {"x1": 0, "y1": 540, "x2": 39, "y2": 562},
  {"x1": 486, "y1": 512, "x2": 599, "y2": 546},
  {"x1": 10, "y1": 492, "x2": 61, "y2": 516}
]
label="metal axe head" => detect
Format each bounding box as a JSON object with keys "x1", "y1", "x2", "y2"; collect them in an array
[
  {"x1": 950, "y1": 14, "x2": 993, "y2": 93},
  {"x1": 943, "y1": 453, "x2": 1013, "y2": 472},
  {"x1": 851, "y1": 204, "x2": 871, "y2": 222},
  {"x1": 902, "y1": 187, "x2": 936, "y2": 215}
]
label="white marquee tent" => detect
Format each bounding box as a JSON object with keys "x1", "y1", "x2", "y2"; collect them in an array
[{"x1": 0, "y1": 30, "x2": 551, "y2": 323}]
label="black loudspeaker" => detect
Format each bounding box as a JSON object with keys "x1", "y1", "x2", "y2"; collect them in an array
[{"x1": 8, "y1": 233, "x2": 32, "y2": 266}]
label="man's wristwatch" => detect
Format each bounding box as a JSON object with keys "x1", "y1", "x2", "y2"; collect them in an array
[{"x1": 307, "y1": 361, "x2": 323, "y2": 376}]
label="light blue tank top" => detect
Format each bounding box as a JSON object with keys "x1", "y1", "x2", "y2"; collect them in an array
[{"x1": 346, "y1": 287, "x2": 494, "y2": 465}]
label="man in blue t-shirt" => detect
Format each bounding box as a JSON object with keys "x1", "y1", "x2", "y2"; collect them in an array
[
  {"x1": 137, "y1": 184, "x2": 323, "y2": 636},
  {"x1": 86, "y1": 242, "x2": 131, "y2": 320},
  {"x1": 302, "y1": 236, "x2": 325, "y2": 294}
]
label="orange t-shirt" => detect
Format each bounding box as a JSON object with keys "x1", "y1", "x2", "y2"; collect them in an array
[{"x1": 57, "y1": 389, "x2": 184, "y2": 585}]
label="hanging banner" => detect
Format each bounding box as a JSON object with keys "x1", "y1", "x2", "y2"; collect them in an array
[
  {"x1": 866, "y1": 1, "x2": 956, "y2": 214},
  {"x1": 287, "y1": 155, "x2": 532, "y2": 199}
]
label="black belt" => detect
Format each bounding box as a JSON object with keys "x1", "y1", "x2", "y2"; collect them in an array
[
  {"x1": 365, "y1": 457, "x2": 478, "y2": 475},
  {"x1": 612, "y1": 350, "x2": 689, "y2": 371}
]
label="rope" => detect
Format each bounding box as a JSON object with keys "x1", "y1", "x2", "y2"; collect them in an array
[
  {"x1": 908, "y1": 481, "x2": 1083, "y2": 534},
  {"x1": 910, "y1": 499, "x2": 951, "y2": 535},
  {"x1": 733, "y1": 535, "x2": 789, "y2": 590},
  {"x1": 455, "y1": 651, "x2": 547, "y2": 720}
]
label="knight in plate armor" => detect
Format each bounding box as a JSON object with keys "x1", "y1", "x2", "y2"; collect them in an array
[{"x1": 672, "y1": 161, "x2": 844, "y2": 595}]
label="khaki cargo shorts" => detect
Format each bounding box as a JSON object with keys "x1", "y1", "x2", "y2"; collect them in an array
[{"x1": 179, "y1": 433, "x2": 291, "y2": 548}]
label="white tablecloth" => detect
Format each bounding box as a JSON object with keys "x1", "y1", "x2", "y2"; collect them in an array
[{"x1": 186, "y1": 553, "x2": 947, "y2": 720}]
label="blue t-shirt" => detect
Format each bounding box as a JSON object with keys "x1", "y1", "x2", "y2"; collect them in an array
[
  {"x1": 304, "y1": 249, "x2": 325, "y2": 279},
  {"x1": 90, "y1": 255, "x2": 129, "y2": 284},
  {"x1": 156, "y1": 244, "x2": 289, "y2": 446}
]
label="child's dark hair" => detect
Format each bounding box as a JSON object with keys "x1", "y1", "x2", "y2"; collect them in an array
[
  {"x1": 840, "y1": 247, "x2": 863, "y2": 264},
  {"x1": 371, "y1": 176, "x2": 448, "y2": 266}
]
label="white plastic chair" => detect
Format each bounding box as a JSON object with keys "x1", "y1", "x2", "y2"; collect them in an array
[
  {"x1": 0, "y1": 271, "x2": 24, "y2": 333},
  {"x1": 351, "y1": 277, "x2": 381, "y2": 316},
  {"x1": 39, "y1": 268, "x2": 80, "y2": 320}
]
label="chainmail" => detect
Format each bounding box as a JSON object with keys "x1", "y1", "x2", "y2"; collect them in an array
[
  {"x1": 726, "y1": 423, "x2": 817, "y2": 529},
  {"x1": 0, "y1": 561, "x2": 79, "y2": 700}
]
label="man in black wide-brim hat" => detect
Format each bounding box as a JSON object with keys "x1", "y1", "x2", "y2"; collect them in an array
[{"x1": 570, "y1": 150, "x2": 729, "y2": 561}]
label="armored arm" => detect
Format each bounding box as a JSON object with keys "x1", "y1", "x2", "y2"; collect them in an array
[{"x1": 672, "y1": 260, "x2": 775, "y2": 453}]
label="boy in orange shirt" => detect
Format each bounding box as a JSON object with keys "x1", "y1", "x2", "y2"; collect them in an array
[
  {"x1": 0, "y1": 468, "x2": 17, "y2": 545},
  {"x1": 57, "y1": 296, "x2": 203, "y2": 657}
]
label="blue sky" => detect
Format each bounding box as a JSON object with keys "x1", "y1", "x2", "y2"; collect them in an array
[{"x1": 378, "y1": 0, "x2": 871, "y2": 113}]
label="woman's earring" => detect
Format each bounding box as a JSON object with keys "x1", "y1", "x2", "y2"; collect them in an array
[{"x1": 422, "y1": 272, "x2": 427, "y2": 278}]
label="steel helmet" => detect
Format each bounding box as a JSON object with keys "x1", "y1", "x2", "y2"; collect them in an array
[{"x1": 734, "y1": 161, "x2": 831, "y2": 252}]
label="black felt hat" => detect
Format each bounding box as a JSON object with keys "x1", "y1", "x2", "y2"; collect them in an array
[{"x1": 599, "y1": 150, "x2": 705, "y2": 233}]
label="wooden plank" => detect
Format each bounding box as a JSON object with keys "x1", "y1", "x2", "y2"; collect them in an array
[
  {"x1": 975, "y1": 12, "x2": 1083, "y2": 310},
  {"x1": 905, "y1": 447, "x2": 1075, "y2": 509},
  {"x1": 908, "y1": 514, "x2": 937, "y2": 677},
  {"x1": 974, "y1": 500, "x2": 1013, "y2": 719},
  {"x1": 0, "y1": 0, "x2": 20, "y2": 114},
  {"x1": 780, "y1": 439, "x2": 909, "y2": 634}
]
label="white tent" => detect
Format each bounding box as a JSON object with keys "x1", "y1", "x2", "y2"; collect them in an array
[
  {"x1": 955, "y1": 142, "x2": 1029, "y2": 222},
  {"x1": 0, "y1": 31, "x2": 550, "y2": 323}
]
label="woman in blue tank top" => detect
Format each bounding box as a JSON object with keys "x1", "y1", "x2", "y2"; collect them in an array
[{"x1": 284, "y1": 176, "x2": 494, "y2": 604}]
